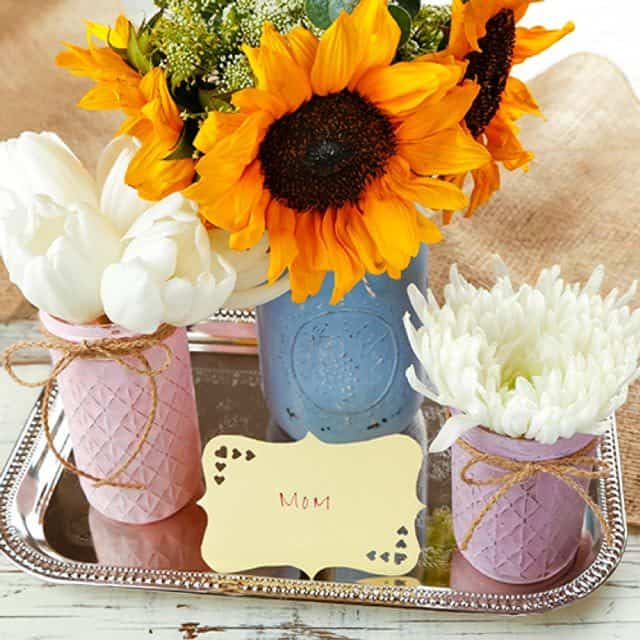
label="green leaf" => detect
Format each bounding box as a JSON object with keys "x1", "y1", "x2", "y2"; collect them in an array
[
  {"x1": 389, "y1": 5, "x2": 412, "y2": 47},
  {"x1": 395, "y1": 0, "x2": 420, "y2": 19},
  {"x1": 328, "y1": 0, "x2": 358, "y2": 23},
  {"x1": 305, "y1": 0, "x2": 357, "y2": 30},
  {"x1": 127, "y1": 23, "x2": 152, "y2": 75},
  {"x1": 163, "y1": 126, "x2": 194, "y2": 161},
  {"x1": 305, "y1": 0, "x2": 331, "y2": 29},
  {"x1": 198, "y1": 89, "x2": 234, "y2": 112}
]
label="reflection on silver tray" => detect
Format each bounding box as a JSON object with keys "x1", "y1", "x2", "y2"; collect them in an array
[{"x1": 0, "y1": 327, "x2": 628, "y2": 614}]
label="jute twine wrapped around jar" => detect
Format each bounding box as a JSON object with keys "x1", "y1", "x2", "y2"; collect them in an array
[{"x1": 3, "y1": 324, "x2": 176, "y2": 489}]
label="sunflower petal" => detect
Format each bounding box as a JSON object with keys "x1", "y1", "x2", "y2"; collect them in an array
[
  {"x1": 396, "y1": 80, "x2": 480, "y2": 142},
  {"x1": 229, "y1": 191, "x2": 270, "y2": 251},
  {"x1": 266, "y1": 200, "x2": 298, "y2": 283},
  {"x1": 401, "y1": 126, "x2": 492, "y2": 176},
  {"x1": 343, "y1": 205, "x2": 386, "y2": 276},
  {"x1": 289, "y1": 212, "x2": 329, "y2": 303},
  {"x1": 361, "y1": 191, "x2": 419, "y2": 272},
  {"x1": 232, "y1": 87, "x2": 287, "y2": 118},
  {"x1": 415, "y1": 211, "x2": 443, "y2": 244},
  {"x1": 310, "y1": 11, "x2": 360, "y2": 95},
  {"x1": 189, "y1": 111, "x2": 271, "y2": 203},
  {"x1": 243, "y1": 23, "x2": 312, "y2": 111},
  {"x1": 125, "y1": 138, "x2": 195, "y2": 201},
  {"x1": 442, "y1": 173, "x2": 466, "y2": 224},
  {"x1": 484, "y1": 113, "x2": 533, "y2": 170},
  {"x1": 287, "y1": 26, "x2": 319, "y2": 73},
  {"x1": 348, "y1": 0, "x2": 400, "y2": 87},
  {"x1": 321, "y1": 209, "x2": 365, "y2": 305},
  {"x1": 513, "y1": 22, "x2": 575, "y2": 64},
  {"x1": 289, "y1": 262, "x2": 326, "y2": 303},
  {"x1": 467, "y1": 161, "x2": 501, "y2": 217},
  {"x1": 356, "y1": 62, "x2": 456, "y2": 115},
  {"x1": 86, "y1": 15, "x2": 129, "y2": 49},
  {"x1": 202, "y1": 161, "x2": 265, "y2": 232},
  {"x1": 194, "y1": 111, "x2": 249, "y2": 154},
  {"x1": 502, "y1": 76, "x2": 542, "y2": 119}
]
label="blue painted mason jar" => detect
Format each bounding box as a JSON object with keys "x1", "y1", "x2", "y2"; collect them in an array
[{"x1": 256, "y1": 245, "x2": 428, "y2": 443}]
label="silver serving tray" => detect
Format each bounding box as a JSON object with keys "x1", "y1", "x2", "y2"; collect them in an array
[{"x1": 0, "y1": 318, "x2": 628, "y2": 614}]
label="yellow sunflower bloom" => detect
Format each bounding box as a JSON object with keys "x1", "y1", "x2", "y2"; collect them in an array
[
  {"x1": 56, "y1": 17, "x2": 195, "y2": 201},
  {"x1": 123, "y1": 68, "x2": 197, "y2": 200},
  {"x1": 56, "y1": 16, "x2": 144, "y2": 123},
  {"x1": 186, "y1": 0, "x2": 491, "y2": 304},
  {"x1": 431, "y1": 0, "x2": 574, "y2": 222}
]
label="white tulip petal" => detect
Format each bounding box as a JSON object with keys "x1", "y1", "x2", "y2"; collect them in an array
[
  {"x1": 123, "y1": 236, "x2": 178, "y2": 282},
  {"x1": 162, "y1": 277, "x2": 196, "y2": 326},
  {"x1": 10, "y1": 132, "x2": 98, "y2": 208},
  {"x1": 225, "y1": 275, "x2": 291, "y2": 309},
  {"x1": 101, "y1": 261, "x2": 164, "y2": 334},
  {"x1": 97, "y1": 137, "x2": 151, "y2": 234}
]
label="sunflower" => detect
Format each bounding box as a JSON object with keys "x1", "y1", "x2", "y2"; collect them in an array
[
  {"x1": 56, "y1": 17, "x2": 195, "y2": 200},
  {"x1": 432, "y1": 0, "x2": 574, "y2": 222},
  {"x1": 186, "y1": 0, "x2": 491, "y2": 304}
]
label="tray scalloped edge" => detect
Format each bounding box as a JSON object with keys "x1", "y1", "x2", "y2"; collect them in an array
[{"x1": 0, "y1": 388, "x2": 628, "y2": 615}]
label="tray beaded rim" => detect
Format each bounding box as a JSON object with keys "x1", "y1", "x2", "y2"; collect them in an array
[{"x1": 0, "y1": 385, "x2": 628, "y2": 614}]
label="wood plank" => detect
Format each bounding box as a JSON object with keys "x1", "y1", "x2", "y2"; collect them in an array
[{"x1": 0, "y1": 320, "x2": 48, "y2": 365}]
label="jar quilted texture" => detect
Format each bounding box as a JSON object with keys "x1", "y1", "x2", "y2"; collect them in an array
[
  {"x1": 42, "y1": 314, "x2": 202, "y2": 524},
  {"x1": 451, "y1": 427, "x2": 596, "y2": 584}
]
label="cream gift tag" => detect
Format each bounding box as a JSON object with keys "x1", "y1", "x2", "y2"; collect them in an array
[{"x1": 199, "y1": 433, "x2": 424, "y2": 578}]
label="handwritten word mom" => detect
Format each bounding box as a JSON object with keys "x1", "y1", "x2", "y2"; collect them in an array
[{"x1": 279, "y1": 492, "x2": 331, "y2": 511}]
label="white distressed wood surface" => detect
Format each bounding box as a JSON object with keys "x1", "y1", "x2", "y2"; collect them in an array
[{"x1": 0, "y1": 328, "x2": 638, "y2": 638}]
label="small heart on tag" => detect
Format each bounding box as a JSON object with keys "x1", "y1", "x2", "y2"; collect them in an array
[
  {"x1": 397, "y1": 526, "x2": 408, "y2": 536},
  {"x1": 232, "y1": 448, "x2": 242, "y2": 460},
  {"x1": 214, "y1": 476, "x2": 225, "y2": 485},
  {"x1": 366, "y1": 550, "x2": 376, "y2": 561},
  {"x1": 215, "y1": 446, "x2": 227, "y2": 459},
  {"x1": 396, "y1": 540, "x2": 407, "y2": 549},
  {"x1": 380, "y1": 552, "x2": 390, "y2": 563},
  {"x1": 215, "y1": 462, "x2": 226, "y2": 472},
  {"x1": 394, "y1": 553, "x2": 407, "y2": 565},
  {"x1": 246, "y1": 450, "x2": 256, "y2": 461}
]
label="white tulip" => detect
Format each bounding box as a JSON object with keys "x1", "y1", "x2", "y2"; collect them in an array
[
  {"x1": 0, "y1": 133, "x2": 121, "y2": 323},
  {"x1": 0, "y1": 131, "x2": 97, "y2": 211},
  {"x1": 405, "y1": 257, "x2": 640, "y2": 452},
  {"x1": 101, "y1": 194, "x2": 237, "y2": 334},
  {"x1": 1, "y1": 132, "x2": 237, "y2": 331},
  {"x1": 208, "y1": 230, "x2": 291, "y2": 309}
]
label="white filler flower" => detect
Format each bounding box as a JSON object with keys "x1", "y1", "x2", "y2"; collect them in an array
[
  {"x1": 0, "y1": 132, "x2": 237, "y2": 332},
  {"x1": 405, "y1": 258, "x2": 640, "y2": 452}
]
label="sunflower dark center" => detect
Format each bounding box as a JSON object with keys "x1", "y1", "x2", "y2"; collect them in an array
[
  {"x1": 258, "y1": 90, "x2": 397, "y2": 213},
  {"x1": 463, "y1": 8, "x2": 516, "y2": 138}
]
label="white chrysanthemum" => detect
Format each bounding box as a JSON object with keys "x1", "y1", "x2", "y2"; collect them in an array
[{"x1": 405, "y1": 257, "x2": 640, "y2": 452}]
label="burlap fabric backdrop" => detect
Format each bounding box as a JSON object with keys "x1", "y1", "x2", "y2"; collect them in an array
[{"x1": 1, "y1": 1, "x2": 639, "y2": 524}]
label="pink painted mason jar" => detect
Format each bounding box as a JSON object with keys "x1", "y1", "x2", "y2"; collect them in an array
[
  {"x1": 451, "y1": 425, "x2": 597, "y2": 584},
  {"x1": 41, "y1": 312, "x2": 203, "y2": 524}
]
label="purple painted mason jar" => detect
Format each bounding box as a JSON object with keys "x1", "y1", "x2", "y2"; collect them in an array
[
  {"x1": 451, "y1": 425, "x2": 597, "y2": 584},
  {"x1": 40, "y1": 312, "x2": 203, "y2": 524}
]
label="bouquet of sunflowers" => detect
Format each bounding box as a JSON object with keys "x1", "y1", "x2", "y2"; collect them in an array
[{"x1": 54, "y1": 0, "x2": 573, "y2": 309}]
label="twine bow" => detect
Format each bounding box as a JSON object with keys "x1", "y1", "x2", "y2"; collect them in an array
[
  {"x1": 2, "y1": 324, "x2": 176, "y2": 489},
  {"x1": 457, "y1": 438, "x2": 612, "y2": 551}
]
